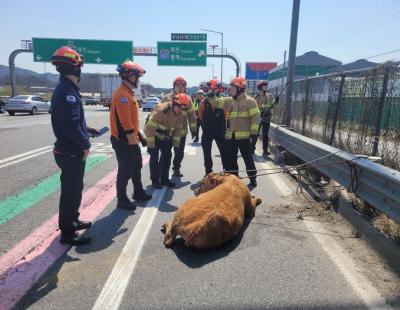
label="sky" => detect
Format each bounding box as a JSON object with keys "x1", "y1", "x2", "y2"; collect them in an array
[{"x1": 1, "y1": 0, "x2": 400, "y2": 88}]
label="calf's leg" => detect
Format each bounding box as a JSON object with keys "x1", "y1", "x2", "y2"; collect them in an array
[{"x1": 162, "y1": 221, "x2": 177, "y2": 248}]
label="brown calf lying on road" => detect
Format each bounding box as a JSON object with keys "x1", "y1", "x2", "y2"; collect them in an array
[{"x1": 162, "y1": 173, "x2": 262, "y2": 250}]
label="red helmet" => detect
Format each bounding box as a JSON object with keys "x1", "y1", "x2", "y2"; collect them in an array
[
  {"x1": 230, "y1": 76, "x2": 247, "y2": 89},
  {"x1": 257, "y1": 80, "x2": 268, "y2": 90},
  {"x1": 173, "y1": 76, "x2": 187, "y2": 87},
  {"x1": 51, "y1": 46, "x2": 84, "y2": 66},
  {"x1": 116, "y1": 61, "x2": 146, "y2": 76},
  {"x1": 173, "y1": 93, "x2": 191, "y2": 108},
  {"x1": 207, "y1": 79, "x2": 222, "y2": 90}
]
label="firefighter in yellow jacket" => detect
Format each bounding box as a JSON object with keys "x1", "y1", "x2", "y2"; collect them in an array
[
  {"x1": 252, "y1": 80, "x2": 279, "y2": 155},
  {"x1": 224, "y1": 77, "x2": 260, "y2": 187},
  {"x1": 161, "y1": 77, "x2": 196, "y2": 177},
  {"x1": 144, "y1": 94, "x2": 191, "y2": 188}
]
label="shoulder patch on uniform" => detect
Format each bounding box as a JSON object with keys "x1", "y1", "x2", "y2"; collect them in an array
[
  {"x1": 66, "y1": 95, "x2": 77, "y2": 103},
  {"x1": 120, "y1": 97, "x2": 129, "y2": 104}
]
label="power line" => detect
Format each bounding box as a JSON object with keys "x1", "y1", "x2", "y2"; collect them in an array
[
  {"x1": 364, "y1": 48, "x2": 400, "y2": 60},
  {"x1": 302, "y1": 0, "x2": 400, "y2": 46},
  {"x1": 312, "y1": 13, "x2": 400, "y2": 51}
]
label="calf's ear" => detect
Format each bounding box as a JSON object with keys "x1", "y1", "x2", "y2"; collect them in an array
[{"x1": 210, "y1": 178, "x2": 217, "y2": 187}]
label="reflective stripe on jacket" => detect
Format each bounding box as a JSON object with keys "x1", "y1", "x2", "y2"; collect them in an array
[
  {"x1": 224, "y1": 93, "x2": 260, "y2": 140},
  {"x1": 161, "y1": 92, "x2": 196, "y2": 136},
  {"x1": 144, "y1": 102, "x2": 181, "y2": 148},
  {"x1": 255, "y1": 91, "x2": 277, "y2": 123}
]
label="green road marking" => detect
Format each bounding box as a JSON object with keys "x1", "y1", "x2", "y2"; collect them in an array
[{"x1": 0, "y1": 155, "x2": 109, "y2": 225}]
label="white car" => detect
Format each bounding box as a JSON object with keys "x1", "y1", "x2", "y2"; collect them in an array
[
  {"x1": 6, "y1": 95, "x2": 51, "y2": 115},
  {"x1": 142, "y1": 97, "x2": 160, "y2": 111}
]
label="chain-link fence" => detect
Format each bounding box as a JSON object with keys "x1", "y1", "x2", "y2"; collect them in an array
[{"x1": 270, "y1": 64, "x2": 400, "y2": 171}]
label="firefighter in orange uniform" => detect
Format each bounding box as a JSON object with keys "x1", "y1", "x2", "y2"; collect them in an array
[{"x1": 110, "y1": 61, "x2": 151, "y2": 210}]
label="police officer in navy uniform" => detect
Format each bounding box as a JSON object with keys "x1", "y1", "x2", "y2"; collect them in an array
[{"x1": 51, "y1": 46, "x2": 95, "y2": 246}]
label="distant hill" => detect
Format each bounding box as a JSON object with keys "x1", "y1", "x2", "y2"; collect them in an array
[
  {"x1": 0, "y1": 64, "x2": 59, "y2": 87},
  {"x1": 0, "y1": 64, "x2": 100, "y2": 93},
  {"x1": 1, "y1": 64, "x2": 38, "y2": 78}
]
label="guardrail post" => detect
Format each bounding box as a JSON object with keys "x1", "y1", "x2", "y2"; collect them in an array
[
  {"x1": 301, "y1": 78, "x2": 310, "y2": 135},
  {"x1": 9, "y1": 49, "x2": 33, "y2": 97},
  {"x1": 329, "y1": 74, "x2": 345, "y2": 145},
  {"x1": 372, "y1": 67, "x2": 390, "y2": 156}
]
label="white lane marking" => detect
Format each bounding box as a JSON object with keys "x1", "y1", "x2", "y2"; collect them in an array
[
  {"x1": 0, "y1": 149, "x2": 53, "y2": 169},
  {"x1": 303, "y1": 220, "x2": 391, "y2": 310},
  {"x1": 0, "y1": 142, "x2": 114, "y2": 169},
  {"x1": 0, "y1": 145, "x2": 52, "y2": 164},
  {"x1": 92, "y1": 187, "x2": 167, "y2": 310},
  {"x1": 258, "y1": 161, "x2": 291, "y2": 197},
  {"x1": 268, "y1": 173, "x2": 390, "y2": 310}
]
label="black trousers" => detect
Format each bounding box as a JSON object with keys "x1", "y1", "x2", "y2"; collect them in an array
[
  {"x1": 260, "y1": 122, "x2": 271, "y2": 152},
  {"x1": 111, "y1": 136, "x2": 143, "y2": 201},
  {"x1": 149, "y1": 138, "x2": 172, "y2": 183},
  {"x1": 201, "y1": 134, "x2": 226, "y2": 174},
  {"x1": 172, "y1": 135, "x2": 186, "y2": 171},
  {"x1": 251, "y1": 122, "x2": 271, "y2": 152},
  {"x1": 54, "y1": 152, "x2": 85, "y2": 236},
  {"x1": 225, "y1": 135, "x2": 257, "y2": 179},
  {"x1": 193, "y1": 118, "x2": 201, "y2": 140}
]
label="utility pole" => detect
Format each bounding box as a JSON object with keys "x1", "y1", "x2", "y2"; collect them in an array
[
  {"x1": 281, "y1": 50, "x2": 287, "y2": 91},
  {"x1": 284, "y1": 0, "x2": 301, "y2": 127}
]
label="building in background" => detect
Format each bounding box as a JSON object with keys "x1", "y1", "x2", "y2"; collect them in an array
[
  {"x1": 268, "y1": 51, "x2": 342, "y2": 92},
  {"x1": 341, "y1": 59, "x2": 378, "y2": 71}
]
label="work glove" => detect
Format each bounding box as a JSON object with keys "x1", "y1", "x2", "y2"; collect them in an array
[
  {"x1": 250, "y1": 134, "x2": 258, "y2": 144},
  {"x1": 275, "y1": 96, "x2": 280, "y2": 103},
  {"x1": 138, "y1": 131, "x2": 147, "y2": 147}
]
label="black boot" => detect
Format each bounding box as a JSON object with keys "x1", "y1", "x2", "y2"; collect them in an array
[
  {"x1": 117, "y1": 199, "x2": 137, "y2": 210},
  {"x1": 172, "y1": 169, "x2": 183, "y2": 177},
  {"x1": 152, "y1": 181, "x2": 162, "y2": 189},
  {"x1": 75, "y1": 219, "x2": 92, "y2": 231},
  {"x1": 60, "y1": 232, "x2": 91, "y2": 246},
  {"x1": 161, "y1": 179, "x2": 176, "y2": 187},
  {"x1": 249, "y1": 178, "x2": 257, "y2": 187},
  {"x1": 133, "y1": 190, "x2": 152, "y2": 201}
]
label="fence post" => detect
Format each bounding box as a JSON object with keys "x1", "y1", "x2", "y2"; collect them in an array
[
  {"x1": 372, "y1": 66, "x2": 390, "y2": 156},
  {"x1": 301, "y1": 78, "x2": 310, "y2": 135},
  {"x1": 329, "y1": 74, "x2": 345, "y2": 146}
]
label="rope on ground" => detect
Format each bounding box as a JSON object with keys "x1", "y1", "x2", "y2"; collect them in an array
[{"x1": 221, "y1": 150, "x2": 363, "y2": 220}]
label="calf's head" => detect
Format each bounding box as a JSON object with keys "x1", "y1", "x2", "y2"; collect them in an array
[{"x1": 194, "y1": 172, "x2": 228, "y2": 196}]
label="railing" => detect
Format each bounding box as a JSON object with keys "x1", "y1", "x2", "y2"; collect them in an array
[
  {"x1": 269, "y1": 64, "x2": 400, "y2": 171},
  {"x1": 269, "y1": 123, "x2": 400, "y2": 223}
]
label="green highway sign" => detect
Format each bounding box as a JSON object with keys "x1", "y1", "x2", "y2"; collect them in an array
[
  {"x1": 157, "y1": 41, "x2": 207, "y2": 67},
  {"x1": 171, "y1": 33, "x2": 207, "y2": 41},
  {"x1": 32, "y1": 38, "x2": 133, "y2": 64}
]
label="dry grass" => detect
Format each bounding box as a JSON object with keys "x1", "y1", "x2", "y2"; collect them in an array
[
  {"x1": 372, "y1": 215, "x2": 400, "y2": 240},
  {"x1": 347, "y1": 192, "x2": 400, "y2": 241}
]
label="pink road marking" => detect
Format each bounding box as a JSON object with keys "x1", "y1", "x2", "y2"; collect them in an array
[{"x1": 0, "y1": 156, "x2": 149, "y2": 309}]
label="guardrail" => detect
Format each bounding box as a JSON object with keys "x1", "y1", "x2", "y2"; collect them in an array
[{"x1": 269, "y1": 123, "x2": 400, "y2": 223}]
